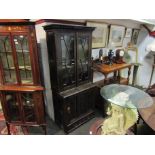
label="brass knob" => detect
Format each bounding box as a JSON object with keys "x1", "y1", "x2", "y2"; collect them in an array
[{"x1": 67, "y1": 106, "x2": 71, "y2": 113}]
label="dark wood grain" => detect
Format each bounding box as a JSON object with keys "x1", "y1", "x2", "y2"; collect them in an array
[
  {"x1": 139, "y1": 97, "x2": 155, "y2": 131},
  {"x1": 45, "y1": 24, "x2": 96, "y2": 133}
]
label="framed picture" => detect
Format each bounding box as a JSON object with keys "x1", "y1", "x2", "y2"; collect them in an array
[
  {"x1": 125, "y1": 28, "x2": 132, "y2": 38},
  {"x1": 86, "y1": 21, "x2": 108, "y2": 48},
  {"x1": 131, "y1": 29, "x2": 140, "y2": 45},
  {"x1": 108, "y1": 25, "x2": 125, "y2": 47}
]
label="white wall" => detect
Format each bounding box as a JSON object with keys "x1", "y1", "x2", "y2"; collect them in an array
[
  {"x1": 136, "y1": 27, "x2": 155, "y2": 88},
  {"x1": 35, "y1": 22, "x2": 55, "y2": 120}
]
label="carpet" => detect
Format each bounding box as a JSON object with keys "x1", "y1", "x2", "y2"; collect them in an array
[{"x1": 0, "y1": 112, "x2": 29, "y2": 135}]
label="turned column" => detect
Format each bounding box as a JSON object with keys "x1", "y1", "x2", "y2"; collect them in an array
[{"x1": 127, "y1": 66, "x2": 131, "y2": 85}]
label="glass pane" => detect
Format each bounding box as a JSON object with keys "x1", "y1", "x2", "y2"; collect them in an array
[
  {"x1": 0, "y1": 35, "x2": 17, "y2": 83},
  {"x1": 60, "y1": 35, "x2": 76, "y2": 89},
  {"x1": 6, "y1": 92, "x2": 21, "y2": 122},
  {"x1": 13, "y1": 35, "x2": 33, "y2": 84},
  {"x1": 77, "y1": 36, "x2": 89, "y2": 83},
  {"x1": 21, "y1": 93, "x2": 36, "y2": 122}
]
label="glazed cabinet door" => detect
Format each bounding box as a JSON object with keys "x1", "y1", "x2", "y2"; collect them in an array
[
  {"x1": 0, "y1": 33, "x2": 36, "y2": 85},
  {"x1": 12, "y1": 34, "x2": 34, "y2": 85},
  {"x1": 0, "y1": 33, "x2": 17, "y2": 84},
  {"x1": 20, "y1": 92, "x2": 44, "y2": 124},
  {"x1": 20, "y1": 92, "x2": 36, "y2": 123},
  {"x1": 3, "y1": 92, "x2": 22, "y2": 123},
  {"x1": 76, "y1": 32, "x2": 92, "y2": 86},
  {"x1": 56, "y1": 32, "x2": 76, "y2": 91}
]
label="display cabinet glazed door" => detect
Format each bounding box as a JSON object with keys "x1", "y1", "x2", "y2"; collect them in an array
[
  {"x1": 76, "y1": 32, "x2": 92, "y2": 86},
  {"x1": 20, "y1": 92, "x2": 36, "y2": 123},
  {"x1": 4, "y1": 92, "x2": 22, "y2": 123},
  {"x1": 12, "y1": 34, "x2": 34, "y2": 85},
  {"x1": 57, "y1": 32, "x2": 76, "y2": 91},
  {"x1": 0, "y1": 33, "x2": 35, "y2": 85},
  {"x1": 0, "y1": 33, "x2": 17, "y2": 84}
]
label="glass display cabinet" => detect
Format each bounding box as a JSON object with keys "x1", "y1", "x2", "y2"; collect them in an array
[
  {"x1": 0, "y1": 20, "x2": 46, "y2": 134},
  {"x1": 44, "y1": 24, "x2": 96, "y2": 133}
]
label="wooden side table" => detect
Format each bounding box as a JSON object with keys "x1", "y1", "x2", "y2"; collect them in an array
[
  {"x1": 93, "y1": 63, "x2": 132, "y2": 85},
  {"x1": 138, "y1": 97, "x2": 155, "y2": 132}
]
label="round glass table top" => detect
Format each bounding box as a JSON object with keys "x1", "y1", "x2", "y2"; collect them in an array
[{"x1": 100, "y1": 84, "x2": 153, "y2": 109}]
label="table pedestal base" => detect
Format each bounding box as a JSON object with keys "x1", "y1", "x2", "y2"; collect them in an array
[{"x1": 100, "y1": 103, "x2": 139, "y2": 135}]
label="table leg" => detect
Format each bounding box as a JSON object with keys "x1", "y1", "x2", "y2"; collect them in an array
[
  {"x1": 127, "y1": 66, "x2": 131, "y2": 85},
  {"x1": 42, "y1": 125, "x2": 47, "y2": 135},
  {"x1": 104, "y1": 74, "x2": 108, "y2": 85},
  {"x1": 132, "y1": 65, "x2": 140, "y2": 86},
  {"x1": 118, "y1": 71, "x2": 121, "y2": 84},
  {"x1": 114, "y1": 71, "x2": 117, "y2": 81},
  {"x1": 149, "y1": 64, "x2": 155, "y2": 88},
  {"x1": 6, "y1": 122, "x2": 11, "y2": 135}
]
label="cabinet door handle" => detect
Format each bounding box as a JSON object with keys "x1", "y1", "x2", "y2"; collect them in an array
[{"x1": 67, "y1": 106, "x2": 71, "y2": 113}]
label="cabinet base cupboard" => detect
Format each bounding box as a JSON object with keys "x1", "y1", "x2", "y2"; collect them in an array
[
  {"x1": 58, "y1": 83, "x2": 96, "y2": 133},
  {"x1": 0, "y1": 20, "x2": 46, "y2": 134},
  {"x1": 44, "y1": 24, "x2": 96, "y2": 133}
]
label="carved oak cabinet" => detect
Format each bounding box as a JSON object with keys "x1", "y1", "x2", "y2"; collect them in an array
[
  {"x1": 0, "y1": 20, "x2": 46, "y2": 134},
  {"x1": 44, "y1": 24, "x2": 96, "y2": 133}
]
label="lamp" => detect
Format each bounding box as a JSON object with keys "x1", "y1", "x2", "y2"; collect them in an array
[
  {"x1": 146, "y1": 43, "x2": 155, "y2": 88},
  {"x1": 124, "y1": 42, "x2": 142, "y2": 86}
]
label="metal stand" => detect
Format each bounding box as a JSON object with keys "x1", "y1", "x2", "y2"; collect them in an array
[{"x1": 148, "y1": 54, "x2": 155, "y2": 88}]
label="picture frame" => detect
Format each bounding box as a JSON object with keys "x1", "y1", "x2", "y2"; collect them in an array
[
  {"x1": 86, "y1": 21, "x2": 108, "y2": 48},
  {"x1": 131, "y1": 29, "x2": 140, "y2": 45},
  {"x1": 125, "y1": 28, "x2": 132, "y2": 38},
  {"x1": 108, "y1": 25, "x2": 125, "y2": 47}
]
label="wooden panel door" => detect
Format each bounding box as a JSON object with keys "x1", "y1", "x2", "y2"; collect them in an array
[
  {"x1": 63, "y1": 95, "x2": 77, "y2": 125},
  {"x1": 76, "y1": 88, "x2": 95, "y2": 117}
]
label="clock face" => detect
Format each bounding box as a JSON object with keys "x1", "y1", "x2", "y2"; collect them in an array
[{"x1": 120, "y1": 50, "x2": 124, "y2": 56}]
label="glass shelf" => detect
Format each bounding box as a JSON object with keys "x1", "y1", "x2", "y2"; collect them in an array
[
  {"x1": 0, "y1": 51, "x2": 12, "y2": 53},
  {"x1": 16, "y1": 50, "x2": 30, "y2": 53}
]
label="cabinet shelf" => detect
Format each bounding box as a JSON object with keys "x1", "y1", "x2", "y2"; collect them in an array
[
  {"x1": 0, "y1": 85, "x2": 44, "y2": 91},
  {"x1": 4, "y1": 67, "x2": 15, "y2": 70},
  {"x1": 0, "y1": 51, "x2": 12, "y2": 53},
  {"x1": 19, "y1": 66, "x2": 31, "y2": 70},
  {"x1": 16, "y1": 50, "x2": 29, "y2": 53}
]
